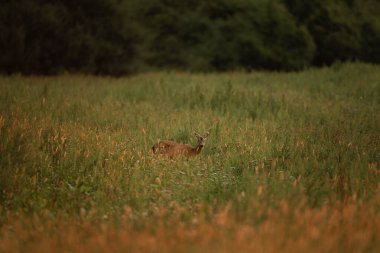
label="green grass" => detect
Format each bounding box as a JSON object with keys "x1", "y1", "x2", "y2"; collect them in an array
[{"x1": 0, "y1": 62, "x2": 379, "y2": 225}]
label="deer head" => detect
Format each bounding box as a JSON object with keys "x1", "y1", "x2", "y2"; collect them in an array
[{"x1": 194, "y1": 131, "x2": 209, "y2": 148}]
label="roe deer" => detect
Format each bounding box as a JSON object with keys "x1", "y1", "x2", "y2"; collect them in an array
[{"x1": 152, "y1": 132, "x2": 209, "y2": 158}]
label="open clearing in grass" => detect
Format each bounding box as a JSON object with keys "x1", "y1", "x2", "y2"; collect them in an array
[{"x1": 0, "y1": 63, "x2": 379, "y2": 252}]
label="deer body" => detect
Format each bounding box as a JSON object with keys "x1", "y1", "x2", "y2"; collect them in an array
[{"x1": 152, "y1": 132, "x2": 209, "y2": 158}]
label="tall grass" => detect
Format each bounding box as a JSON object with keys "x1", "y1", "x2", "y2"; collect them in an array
[{"x1": 0, "y1": 63, "x2": 379, "y2": 252}]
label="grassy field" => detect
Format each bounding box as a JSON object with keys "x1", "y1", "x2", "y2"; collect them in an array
[{"x1": 0, "y1": 63, "x2": 379, "y2": 252}]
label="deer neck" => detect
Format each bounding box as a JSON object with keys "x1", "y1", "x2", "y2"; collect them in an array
[{"x1": 193, "y1": 145, "x2": 204, "y2": 154}]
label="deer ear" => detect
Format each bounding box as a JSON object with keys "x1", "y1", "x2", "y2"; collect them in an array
[
  {"x1": 194, "y1": 132, "x2": 200, "y2": 138},
  {"x1": 204, "y1": 132, "x2": 209, "y2": 138}
]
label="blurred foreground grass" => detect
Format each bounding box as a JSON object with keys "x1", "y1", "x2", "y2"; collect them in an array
[{"x1": 0, "y1": 63, "x2": 379, "y2": 252}]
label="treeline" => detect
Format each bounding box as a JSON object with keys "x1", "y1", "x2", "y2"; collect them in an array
[{"x1": 1, "y1": 0, "x2": 379, "y2": 75}]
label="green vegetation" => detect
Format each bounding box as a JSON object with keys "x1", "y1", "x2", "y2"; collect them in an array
[
  {"x1": 0, "y1": 63, "x2": 379, "y2": 252},
  {"x1": 1, "y1": 0, "x2": 380, "y2": 74},
  {"x1": 0, "y1": 63, "x2": 379, "y2": 219}
]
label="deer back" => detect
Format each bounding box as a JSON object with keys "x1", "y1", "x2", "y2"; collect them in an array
[
  {"x1": 152, "y1": 132, "x2": 209, "y2": 158},
  {"x1": 152, "y1": 140, "x2": 195, "y2": 158}
]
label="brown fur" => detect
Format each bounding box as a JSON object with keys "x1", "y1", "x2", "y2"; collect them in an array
[{"x1": 152, "y1": 132, "x2": 209, "y2": 158}]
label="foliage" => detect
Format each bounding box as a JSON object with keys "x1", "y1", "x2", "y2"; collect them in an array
[
  {"x1": 1, "y1": 0, "x2": 380, "y2": 74},
  {"x1": 282, "y1": 0, "x2": 380, "y2": 65},
  {"x1": 134, "y1": 0, "x2": 315, "y2": 71},
  {"x1": 0, "y1": 0, "x2": 140, "y2": 75}
]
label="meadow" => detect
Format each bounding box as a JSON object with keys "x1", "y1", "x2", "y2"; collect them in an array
[{"x1": 0, "y1": 63, "x2": 379, "y2": 252}]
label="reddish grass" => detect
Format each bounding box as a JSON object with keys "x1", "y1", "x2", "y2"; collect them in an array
[{"x1": 1, "y1": 198, "x2": 379, "y2": 253}]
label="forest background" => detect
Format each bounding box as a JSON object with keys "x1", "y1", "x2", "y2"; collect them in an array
[{"x1": 1, "y1": 0, "x2": 380, "y2": 75}]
